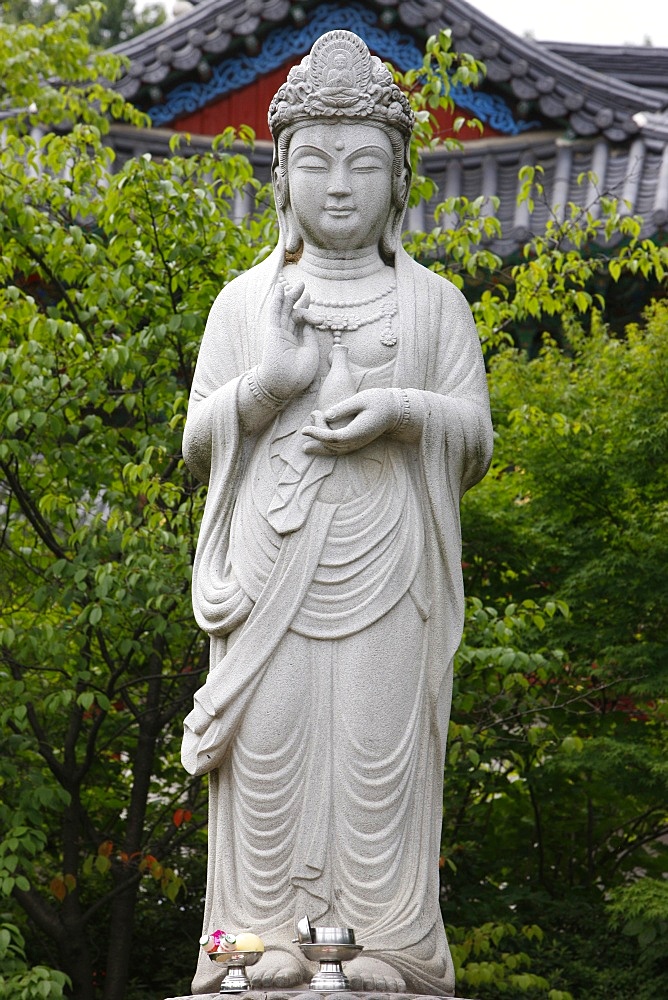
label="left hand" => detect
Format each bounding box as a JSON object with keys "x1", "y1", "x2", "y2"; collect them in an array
[{"x1": 302, "y1": 388, "x2": 399, "y2": 456}]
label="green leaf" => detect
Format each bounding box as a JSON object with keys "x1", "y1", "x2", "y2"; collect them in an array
[
  {"x1": 95, "y1": 855, "x2": 111, "y2": 875},
  {"x1": 77, "y1": 692, "x2": 95, "y2": 711}
]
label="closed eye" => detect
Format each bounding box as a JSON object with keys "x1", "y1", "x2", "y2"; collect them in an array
[
  {"x1": 349, "y1": 153, "x2": 387, "y2": 172},
  {"x1": 292, "y1": 154, "x2": 329, "y2": 171}
]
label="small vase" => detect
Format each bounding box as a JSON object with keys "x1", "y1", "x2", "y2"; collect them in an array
[{"x1": 317, "y1": 344, "x2": 356, "y2": 428}]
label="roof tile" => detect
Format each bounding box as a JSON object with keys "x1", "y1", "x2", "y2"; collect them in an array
[
  {"x1": 539, "y1": 95, "x2": 566, "y2": 118},
  {"x1": 511, "y1": 77, "x2": 538, "y2": 101},
  {"x1": 203, "y1": 30, "x2": 232, "y2": 54}
]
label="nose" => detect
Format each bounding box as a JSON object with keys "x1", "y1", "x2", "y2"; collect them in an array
[{"x1": 327, "y1": 164, "x2": 352, "y2": 198}]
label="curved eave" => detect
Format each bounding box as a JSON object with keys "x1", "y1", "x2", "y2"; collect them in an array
[
  {"x1": 111, "y1": 0, "x2": 292, "y2": 99},
  {"x1": 434, "y1": 1, "x2": 668, "y2": 142},
  {"x1": 111, "y1": 0, "x2": 668, "y2": 141},
  {"x1": 540, "y1": 41, "x2": 668, "y2": 93}
]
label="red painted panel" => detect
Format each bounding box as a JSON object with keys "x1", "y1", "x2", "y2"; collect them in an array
[
  {"x1": 172, "y1": 57, "x2": 500, "y2": 142},
  {"x1": 174, "y1": 60, "x2": 297, "y2": 141},
  {"x1": 433, "y1": 106, "x2": 500, "y2": 141}
]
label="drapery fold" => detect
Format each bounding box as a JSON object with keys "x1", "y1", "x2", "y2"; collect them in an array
[{"x1": 181, "y1": 246, "x2": 493, "y2": 995}]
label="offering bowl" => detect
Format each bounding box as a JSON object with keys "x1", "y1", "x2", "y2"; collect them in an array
[
  {"x1": 206, "y1": 949, "x2": 263, "y2": 993},
  {"x1": 295, "y1": 920, "x2": 362, "y2": 991}
]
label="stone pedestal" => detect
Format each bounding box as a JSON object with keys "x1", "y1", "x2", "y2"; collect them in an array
[{"x1": 165, "y1": 993, "x2": 477, "y2": 1000}]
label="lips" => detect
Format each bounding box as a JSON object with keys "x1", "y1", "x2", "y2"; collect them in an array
[{"x1": 325, "y1": 205, "x2": 355, "y2": 215}]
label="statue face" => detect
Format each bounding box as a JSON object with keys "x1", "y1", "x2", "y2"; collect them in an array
[{"x1": 287, "y1": 122, "x2": 394, "y2": 252}]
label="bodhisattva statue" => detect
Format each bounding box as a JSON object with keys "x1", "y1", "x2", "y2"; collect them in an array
[{"x1": 181, "y1": 29, "x2": 493, "y2": 996}]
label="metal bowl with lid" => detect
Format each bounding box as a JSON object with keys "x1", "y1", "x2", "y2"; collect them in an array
[{"x1": 294, "y1": 917, "x2": 362, "y2": 991}]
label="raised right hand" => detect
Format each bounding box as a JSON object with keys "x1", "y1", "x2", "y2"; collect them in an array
[{"x1": 256, "y1": 280, "x2": 319, "y2": 401}]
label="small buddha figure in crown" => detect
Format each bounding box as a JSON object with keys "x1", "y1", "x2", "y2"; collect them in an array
[
  {"x1": 325, "y1": 50, "x2": 356, "y2": 88},
  {"x1": 181, "y1": 30, "x2": 493, "y2": 995}
]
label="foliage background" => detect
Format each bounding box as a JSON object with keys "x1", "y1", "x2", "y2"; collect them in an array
[
  {"x1": 0, "y1": 0, "x2": 164, "y2": 46},
  {"x1": 0, "y1": 6, "x2": 666, "y2": 999}
]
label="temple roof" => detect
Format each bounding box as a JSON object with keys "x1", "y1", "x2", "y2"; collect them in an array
[
  {"x1": 113, "y1": 0, "x2": 668, "y2": 143},
  {"x1": 108, "y1": 0, "x2": 668, "y2": 253}
]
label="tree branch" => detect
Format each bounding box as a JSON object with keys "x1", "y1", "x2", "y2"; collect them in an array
[{"x1": 0, "y1": 458, "x2": 70, "y2": 562}]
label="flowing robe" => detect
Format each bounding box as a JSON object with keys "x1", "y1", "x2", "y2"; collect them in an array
[{"x1": 181, "y1": 246, "x2": 493, "y2": 994}]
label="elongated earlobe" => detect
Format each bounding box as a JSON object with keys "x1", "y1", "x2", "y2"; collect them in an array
[
  {"x1": 274, "y1": 165, "x2": 302, "y2": 259},
  {"x1": 381, "y1": 167, "x2": 411, "y2": 259},
  {"x1": 274, "y1": 167, "x2": 287, "y2": 210},
  {"x1": 380, "y1": 208, "x2": 402, "y2": 261},
  {"x1": 283, "y1": 205, "x2": 303, "y2": 258}
]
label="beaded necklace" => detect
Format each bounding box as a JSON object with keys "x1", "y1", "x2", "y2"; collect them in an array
[{"x1": 304, "y1": 280, "x2": 398, "y2": 347}]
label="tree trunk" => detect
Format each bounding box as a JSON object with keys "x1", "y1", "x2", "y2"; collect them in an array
[
  {"x1": 103, "y1": 654, "x2": 163, "y2": 1000},
  {"x1": 60, "y1": 929, "x2": 96, "y2": 1000},
  {"x1": 13, "y1": 885, "x2": 95, "y2": 1000},
  {"x1": 103, "y1": 868, "x2": 143, "y2": 1000}
]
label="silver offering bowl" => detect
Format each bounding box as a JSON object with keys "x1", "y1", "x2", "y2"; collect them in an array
[
  {"x1": 295, "y1": 922, "x2": 362, "y2": 992},
  {"x1": 206, "y1": 949, "x2": 263, "y2": 993}
]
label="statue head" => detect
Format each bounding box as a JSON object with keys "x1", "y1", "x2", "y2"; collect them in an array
[{"x1": 268, "y1": 30, "x2": 414, "y2": 261}]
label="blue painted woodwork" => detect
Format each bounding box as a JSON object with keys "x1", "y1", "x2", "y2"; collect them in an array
[{"x1": 149, "y1": 2, "x2": 539, "y2": 135}]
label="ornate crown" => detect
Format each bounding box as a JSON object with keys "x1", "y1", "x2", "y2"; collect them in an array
[{"x1": 268, "y1": 30, "x2": 415, "y2": 139}]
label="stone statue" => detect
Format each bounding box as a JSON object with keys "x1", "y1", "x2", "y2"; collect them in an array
[{"x1": 181, "y1": 29, "x2": 493, "y2": 996}]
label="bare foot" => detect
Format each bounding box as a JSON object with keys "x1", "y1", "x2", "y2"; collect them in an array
[
  {"x1": 249, "y1": 947, "x2": 306, "y2": 989},
  {"x1": 345, "y1": 955, "x2": 406, "y2": 992}
]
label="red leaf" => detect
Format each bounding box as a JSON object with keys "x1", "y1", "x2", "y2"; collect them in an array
[
  {"x1": 50, "y1": 877, "x2": 66, "y2": 902},
  {"x1": 173, "y1": 808, "x2": 184, "y2": 827}
]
